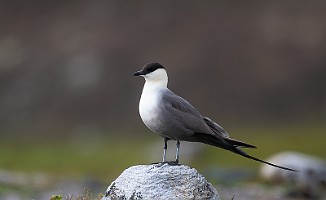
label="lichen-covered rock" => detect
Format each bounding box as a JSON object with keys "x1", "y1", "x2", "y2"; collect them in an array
[{"x1": 102, "y1": 163, "x2": 219, "y2": 200}]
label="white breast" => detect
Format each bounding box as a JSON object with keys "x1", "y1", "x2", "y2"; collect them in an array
[
  {"x1": 139, "y1": 92, "x2": 158, "y2": 121},
  {"x1": 138, "y1": 83, "x2": 163, "y2": 132}
]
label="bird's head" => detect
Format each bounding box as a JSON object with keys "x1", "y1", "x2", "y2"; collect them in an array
[{"x1": 134, "y1": 62, "x2": 168, "y2": 86}]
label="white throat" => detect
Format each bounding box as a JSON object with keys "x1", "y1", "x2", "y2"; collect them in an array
[
  {"x1": 143, "y1": 68, "x2": 168, "y2": 88},
  {"x1": 141, "y1": 68, "x2": 168, "y2": 101},
  {"x1": 140, "y1": 68, "x2": 168, "y2": 105}
]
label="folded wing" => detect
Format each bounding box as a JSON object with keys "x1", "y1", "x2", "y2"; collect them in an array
[{"x1": 203, "y1": 117, "x2": 256, "y2": 148}]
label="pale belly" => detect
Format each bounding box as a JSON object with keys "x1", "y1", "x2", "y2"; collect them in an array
[{"x1": 139, "y1": 92, "x2": 162, "y2": 134}]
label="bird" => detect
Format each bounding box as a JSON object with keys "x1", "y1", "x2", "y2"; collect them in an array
[{"x1": 134, "y1": 62, "x2": 296, "y2": 171}]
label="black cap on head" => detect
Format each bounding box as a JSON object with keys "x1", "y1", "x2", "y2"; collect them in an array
[{"x1": 134, "y1": 62, "x2": 165, "y2": 76}]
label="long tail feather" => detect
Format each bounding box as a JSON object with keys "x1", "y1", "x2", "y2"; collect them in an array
[
  {"x1": 224, "y1": 138, "x2": 257, "y2": 148},
  {"x1": 191, "y1": 132, "x2": 298, "y2": 172},
  {"x1": 231, "y1": 146, "x2": 298, "y2": 172}
]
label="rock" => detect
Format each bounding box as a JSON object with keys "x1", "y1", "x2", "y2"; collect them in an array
[
  {"x1": 259, "y1": 151, "x2": 326, "y2": 198},
  {"x1": 102, "y1": 163, "x2": 220, "y2": 200}
]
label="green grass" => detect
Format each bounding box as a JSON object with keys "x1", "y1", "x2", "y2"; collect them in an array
[
  {"x1": 0, "y1": 134, "x2": 151, "y2": 181},
  {"x1": 0, "y1": 122, "x2": 325, "y2": 181}
]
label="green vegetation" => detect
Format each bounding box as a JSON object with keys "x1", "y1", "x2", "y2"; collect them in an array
[
  {"x1": 0, "y1": 122, "x2": 325, "y2": 181},
  {"x1": 50, "y1": 195, "x2": 62, "y2": 200},
  {"x1": 0, "y1": 134, "x2": 150, "y2": 181}
]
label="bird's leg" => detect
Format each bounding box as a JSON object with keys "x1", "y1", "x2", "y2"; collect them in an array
[
  {"x1": 162, "y1": 137, "x2": 168, "y2": 162},
  {"x1": 175, "y1": 140, "x2": 180, "y2": 164}
]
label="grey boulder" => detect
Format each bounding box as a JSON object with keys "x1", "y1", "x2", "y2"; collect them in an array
[{"x1": 102, "y1": 163, "x2": 219, "y2": 200}]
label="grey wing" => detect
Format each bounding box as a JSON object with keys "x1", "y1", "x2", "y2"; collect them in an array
[
  {"x1": 162, "y1": 91, "x2": 229, "y2": 138},
  {"x1": 161, "y1": 90, "x2": 256, "y2": 148},
  {"x1": 161, "y1": 90, "x2": 211, "y2": 135},
  {"x1": 163, "y1": 91, "x2": 202, "y2": 117},
  {"x1": 203, "y1": 117, "x2": 230, "y2": 138},
  {"x1": 203, "y1": 117, "x2": 256, "y2": 148}
]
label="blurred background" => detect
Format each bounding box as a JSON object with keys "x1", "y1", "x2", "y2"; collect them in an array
[{"x1": 0, "y1": 1, "x2": 325, "y2": 199}]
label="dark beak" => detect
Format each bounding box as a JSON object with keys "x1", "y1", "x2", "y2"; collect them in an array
[{"x1": 133, "y1": 70, "x2": 145, "y2": 76}]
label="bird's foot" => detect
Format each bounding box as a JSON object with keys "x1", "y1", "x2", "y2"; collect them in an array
[
  {"x1": 151, "y1": 161, "x2": 180, "y2": 166},
  {"x1": 165, "y1": 160, "x2": 180, "y2": 166}
]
